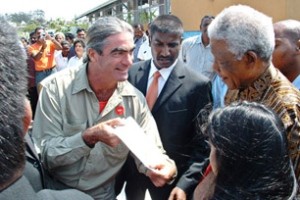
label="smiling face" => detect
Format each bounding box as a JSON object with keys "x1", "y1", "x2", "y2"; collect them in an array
[
  {"x1": 77, "y1": 30, "x2": 86, "y2": 39},
  {"x1": 89, "y1": 32, "x2": 134, "y2": 83},
  {"x1": 150, "y1": 31, "x2": 182, "y2": 69},
  {"x1": 211, "y1": 39, "x2": 254, "y2": 90},
  {"x1": 74, "y1": 42, "x2": 84, "y2": 58}
]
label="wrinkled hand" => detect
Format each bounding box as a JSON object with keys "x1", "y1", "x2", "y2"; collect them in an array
[
  {"x1": 97, "y1": 118, "x2": 126, "y2": 147},
  {"x1": 193, "y1": 171, "x2": 216, "y2": 200},
  {"x1": 146, "y1": 161, "x2": 177, "y2": 187},
  {"x1": 83, "y1": 118, "x2": 125, "y2": 147},
  {"x1": 168, "y1": 187, "x2": 186, "y2": 200}
]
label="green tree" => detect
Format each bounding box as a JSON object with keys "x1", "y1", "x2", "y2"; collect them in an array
[
  {"x1": 31, "y1": 9, "x2": 46, "y2": 25},
  {"x1": 2, "y1": 10, "x2": 89, "y2": 38},
  {"x1": 8, "y1": 12, "x2": 32, "y2": 24}
]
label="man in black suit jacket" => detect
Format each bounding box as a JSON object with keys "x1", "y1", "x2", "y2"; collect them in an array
[{"x1": 116, "y1": 15, "x2": 213, "y2": 200}]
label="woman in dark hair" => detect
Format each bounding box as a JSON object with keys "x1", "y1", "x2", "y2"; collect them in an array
[
  {"x1": 208, "y1": 101, "x2": 297, "y2": 200},
  {"x1": 66, "y1": 39, "x2": 85, "y2": 68}
]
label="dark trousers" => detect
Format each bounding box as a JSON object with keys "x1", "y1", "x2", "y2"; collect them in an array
[
  {"x1": 27, "y1": 86, "x2": 38, "y2": 119},
  {"x1": 115, "y1": 155, "x2": 176, "y2": 200},
  {"x1": 115, "y1": 155, "x2": 147, "y2": 200}
]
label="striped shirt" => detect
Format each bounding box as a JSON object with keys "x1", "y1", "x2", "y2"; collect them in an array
[{"x1": 225, "y1": 65, "x2": 300, "y2": 182}]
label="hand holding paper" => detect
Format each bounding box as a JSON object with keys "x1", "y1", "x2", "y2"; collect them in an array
[
  {"x1": 113, "y1": 117, "x2": 166, "y2": 168},
  {"x1": 82, "y1": 118, "x2": 125, "y2": 148},
  {"x1": 146, "y1": 161, "x2": 177, "y2": 187},
  {"x1": 113, "y1": 117, "x2": 177, "y2": 186}
]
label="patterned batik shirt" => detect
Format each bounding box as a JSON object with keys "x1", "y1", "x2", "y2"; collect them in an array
[{"x1": 225, "y1": 65, "x2": 300, "y2": 182}]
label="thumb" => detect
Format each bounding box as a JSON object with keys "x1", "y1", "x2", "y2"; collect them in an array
[{"x1": 168, "y1": 191, "x2": 176, "y2": 200}]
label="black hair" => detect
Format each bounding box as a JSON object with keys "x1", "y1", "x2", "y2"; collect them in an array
[
  {"x1": 65, "y1": 32, "x2": 75, "y2": 41},
  {"x1": 132, "y1": 23, "x2": 144, "y2": 31},
  {"x1": 0, "y1": 19, "x2": 28, "y2": 188},
  {"x1": 150, "y1": 14, "x2": 184, "y2": 39},
  {"x1": 200, "y1": 15, "x2": 215, "y2": 27},
  {"x1": 76, "y1": 28, "x2": 85, "y2": 34},
  {"x1": 208, "y1": 101, "x2": 296, "y2": 199}
]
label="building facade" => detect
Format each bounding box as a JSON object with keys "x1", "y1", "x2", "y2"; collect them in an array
[{"x1": 76, "y1": 0, "x2": 300, "y2": 32}]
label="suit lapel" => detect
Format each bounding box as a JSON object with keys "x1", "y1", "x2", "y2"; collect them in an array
[
  {"x1": 25, "y1": 133, "x2": 46, "y2": 188},
  {"x1": 134, "y1": 61, "x2": 151, "y2": 96},
  {"x1": 152, "y1": 62, "x2": 184, "y2": 113},
  {"x1": 25, "y1": 134, "x2": 40, "y2": 160}
]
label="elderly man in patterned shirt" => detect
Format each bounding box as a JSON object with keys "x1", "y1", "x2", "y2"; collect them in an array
[{"x1": 194, "y1": 4, "x2": 300, "y2": 199}]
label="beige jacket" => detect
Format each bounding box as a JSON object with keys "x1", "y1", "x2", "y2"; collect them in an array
[{"x1": 32, "y1": 63, "x2": 172, "y2": 199}]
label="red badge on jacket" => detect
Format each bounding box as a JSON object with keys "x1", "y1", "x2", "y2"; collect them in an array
[{"x1": 115, "y1": 105, "x2": 125, "y2": 116}]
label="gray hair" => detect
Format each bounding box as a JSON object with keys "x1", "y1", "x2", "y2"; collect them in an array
[
  {"x1": 85, "y1": 17, "x2": 133, "y2": 57},
  {"x1": 54, "y1": 32, "x2": 65, "y2": 40},
  {"x1": 208, "y1": 5, "x2": 275, "y2": 61}
]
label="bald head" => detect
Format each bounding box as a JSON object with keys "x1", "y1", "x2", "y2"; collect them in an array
[
  {"x1": 274, "y1": 20, "x2": 300, "y2": 42},
  {"x1": 272, "y1": 19, "x2": 300, "y2": 82}
]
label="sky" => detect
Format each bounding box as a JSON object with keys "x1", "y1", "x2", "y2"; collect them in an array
[{"x1": 1, "y1": 0, "x2": 108, "y2": 20}]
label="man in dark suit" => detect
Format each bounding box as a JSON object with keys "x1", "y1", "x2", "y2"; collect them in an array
[{"x1": 116, "y1": 14, "x2": 213, "y2": 200}]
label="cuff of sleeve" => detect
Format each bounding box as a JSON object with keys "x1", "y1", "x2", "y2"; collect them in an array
[
  {"x1": 67, "y1": 132, "x2": 92, "y2": 154},
  {"x1": 167, "y1": 170, "x2": 177, "y2": 185}
]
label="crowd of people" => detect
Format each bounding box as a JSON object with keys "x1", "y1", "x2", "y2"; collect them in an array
[{"x1": 0, "y1": 3, "x2": 298, "y2": 200}]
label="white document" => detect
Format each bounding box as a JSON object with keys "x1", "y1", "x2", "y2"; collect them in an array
[{"x1": 114, "y1": 117, "x2": 165, "y2": 169}]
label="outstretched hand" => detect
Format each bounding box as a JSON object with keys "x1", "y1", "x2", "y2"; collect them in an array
[
  {"x1": 146, "y1": 161, "x2": 177, "y2": 187},
  {"x1": 168, "y1": 187, "x2": 186, "y2": 200}
]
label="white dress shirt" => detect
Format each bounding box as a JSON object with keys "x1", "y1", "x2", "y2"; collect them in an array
[{"x1": 147, "y1": 59, "x2": 177, "y2": 97}]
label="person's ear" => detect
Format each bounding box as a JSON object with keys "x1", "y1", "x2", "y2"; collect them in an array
[
  {"x1": 88, "y1": 48, "x2": 98, "y2": 62},
  {"x1": 296, "y1": 39, "x2": 300, "y2": 53},
  {"x1": 245, "y1": 50, "x2": 257, "y2": 66}
]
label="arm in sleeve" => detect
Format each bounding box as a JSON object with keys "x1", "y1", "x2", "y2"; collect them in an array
[
  {"x1": 176, "y1": 81, "x2": 213, "y2": 194},
  {"x1": 32, "y1": 82, "x2": 91, "y2": 170},
  {"x1": 179, "y1": 40, "x2": 188, "y2": 63},
  {"x1": 50, "y1": 39, "x2": 62, "y2": 50}
]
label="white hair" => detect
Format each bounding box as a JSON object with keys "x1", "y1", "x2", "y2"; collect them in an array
[{"x1": 208, "y1": 4, "x2": 275, "y2": 61}]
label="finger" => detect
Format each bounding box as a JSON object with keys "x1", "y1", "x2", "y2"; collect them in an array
[
  {"x1": 168, "y1": 192, "x2": 175, "y2": 200},
  {"x1": 106, "y1": 118, "x2": 124, "y2": 127},
  {"x1": 154, "y1": 178, "x2": 166, "y2": 187}
]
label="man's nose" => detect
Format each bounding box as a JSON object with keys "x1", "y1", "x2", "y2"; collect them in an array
[
  {"x1": 161, "y1": 46, "x2": 171, "y2": 56},
  {"x1": 122, "y1": 53, "x2": 133, "y2": 66}
]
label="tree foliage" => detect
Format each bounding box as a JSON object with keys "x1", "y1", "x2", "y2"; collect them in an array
[{"x1": 1, "y1": 10, "x2": 89, "y2": 38}]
